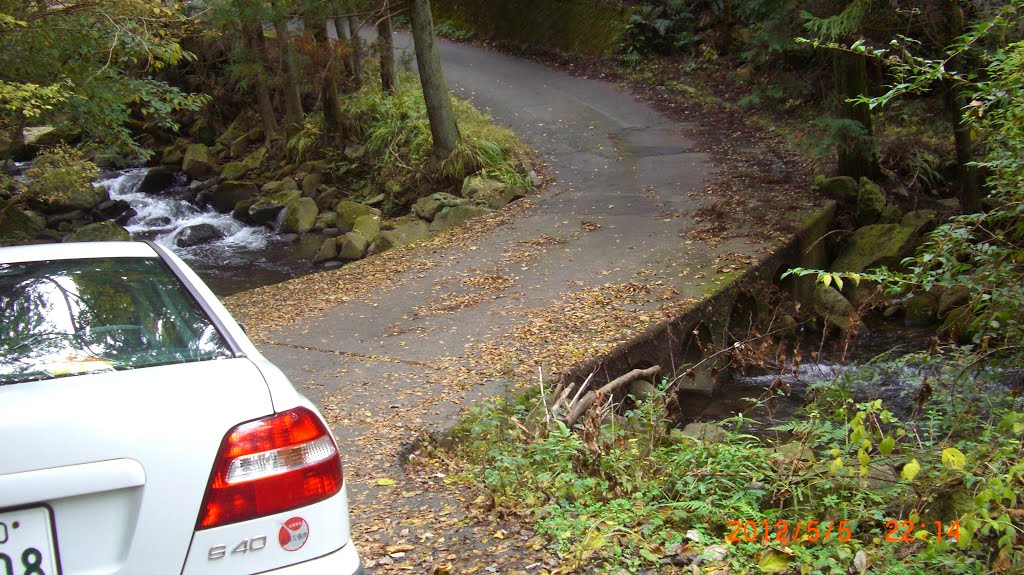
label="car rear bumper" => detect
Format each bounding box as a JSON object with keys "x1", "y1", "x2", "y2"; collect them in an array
[{"x1": 258, "y1": 540, "x2": 362, "y2": 574}]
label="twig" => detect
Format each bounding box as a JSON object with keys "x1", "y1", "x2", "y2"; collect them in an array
[
  {"x1": 564, "y1": 366, "x2": 661, "y2": 427},
  {"x1": 566, "y1": 371, "x2": 596, "y2": 411},
  {"x1": 538, "y1": 366, "x2": 551, "y2": 424}
]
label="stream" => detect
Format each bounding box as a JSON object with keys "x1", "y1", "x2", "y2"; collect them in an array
[
  {"x1": 99, "y1": 168, "x2": 322, "y2": 296},
  {"x1": 680, "y1": 322, "x2": 940, "y2": 433}
]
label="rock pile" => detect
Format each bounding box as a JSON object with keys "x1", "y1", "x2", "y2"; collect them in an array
[
  {"x1": 0, "y1": 171, "x2": 135, "y2": 246},
  {"x1": 809, "y1": 175, "x2": 969, "y2": 336},
  {"x1": 155, "y1": 119, "x2": 532, "y2": 265}
]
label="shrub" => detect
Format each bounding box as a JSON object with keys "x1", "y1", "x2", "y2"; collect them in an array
[
  {"x1": 21, "y1": 146, "x2": 100, "y2": 212},
  {"x1": 341, "y1": 75, "x2": 531, "y2": 210}
]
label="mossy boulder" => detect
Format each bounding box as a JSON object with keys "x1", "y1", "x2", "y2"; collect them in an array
[
  {"x1": 334, "y1": 200, "x2": 376, "y2": 232},
  {"x1": 65, "y1": 221, "x2": 131, "y2": 243},
  {"x1": 904, "y1": 293, "x2": 939, "y2": 327},
  {"x1": 901, "y1": 210, "x2": 937, "y2": 234},
  {"x1": 370, "y1": 220, "x2": 429, "y2": 254},
  {"x1": 676, "y1": 422, "x2": 727, "y2": 443},
  {"x1": 338, "y1": 231, "x2": 368, "y2": 260},
  {"x1": 776, "y1": 441, "x2": 816, "y2": 463},
  {"x1": 832, "y1": 224, "x2": 917, "y2": 273},
  {"x1": 856, "y1": 177, "x2": 886, "y2": 226},
  {"x1": 429, "y1": 204, "x2": 493, "y2": 232},
  {"x1": 261, "y1": 179, "x2": 298, "y2": 195},
  {"x1": 233, "y1": 198, "x2": 257, "y2": 222},
  {"x1": 879, "y1": 204, "x2": 904, "y2": 224},
  {"x1": 479, "y1": 184, "x2": 528, "y2": 210},
  {"x1": 314, "y1": 211, "x2": 338, "y2": 231},
  {"x1": 219, "y1": 162, "x2": 248, "y2": 182},
  {"x1": 138, "y1": 166, "x2": 180, "y2": 195},
  {"x1": 313, "y1": 237, "x2": 339, "y2": 264},
  {"x1": 413, "y1": 192, "x2": 464, "y2": 221},
  {"x1": 220, "y1": 146, "x2": 267, "y2": 181},
  {"x1": 0, "y1": 207, "x2": 46, "y2": 243},
  {"x1": 301, "y1": 173, "x2": 322, "y2": 197},
  {"x1": 352, "y1": 214, "x2": 381, "y2": 244},
  {"x1": 813, "y1": 284, "x2": 855, "y2": 330},
  {"x1": 249, "y1": 189, "x2": 301, "y2": 225},
  {"x1": 25, "y1": 184, "x2": 105, "y2": 214},
  {"x1": 627, "y1": 380, "x2": 656, "y2": 402},
  {"x1": 279, "y1": 197, "x2": 319, "y2": 234},
  {"x1": 315, "y1": 189, "x2": 341, "y2": 212},
  {"x1": 175, "y1": 223, "x2": 225, "y2": 247},
  {"x1": 216, "y1": 114, "x2": 250, "y2": 148},
  {"x1": 160, "y1": 139, "x2": 190, "y2": 165},
  {"x1": 298, "y1": 160, "x2": 329, "y2": 174},
  {"x1": 182, "y1": 144, "x2": 220, "y2": 181},
  {"x1": 230, "y1": 127, "x2": 263, "y2": 157},
  {"x1": 819, "y1": 176, "x2": 859, "y2": 203},
  {"x1": 461, "y1": 176, "x2": 506, "y2": 200},
  {"x1": 343, "y1": 144, "x2": 365, "y2": 160},
  {"x1": 207, "y1": 181, "x2": 259, "y2": 213}
]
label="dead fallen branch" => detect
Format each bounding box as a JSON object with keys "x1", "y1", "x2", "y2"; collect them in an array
[{"x1": 563, "y1": 365, "x2": 661, "y2": 427}]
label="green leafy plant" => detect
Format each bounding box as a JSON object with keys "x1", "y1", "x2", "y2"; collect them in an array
[
  {"x1": 445, "y1": 349, "x2": 1024, "y2": 573},
  {"x1": 21, "y1": 146, "x2": 99, "y2": 209},
  {"x1": 285, "y1": 115, "x2": 324, "y2": 164},
  {"x1": 341, "y1": 75, "x2": 530, "y2": 211}
]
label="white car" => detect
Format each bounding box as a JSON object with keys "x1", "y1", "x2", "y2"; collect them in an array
[{"x1": 0, "y1": 241, "x2": 363, "y2": 575}]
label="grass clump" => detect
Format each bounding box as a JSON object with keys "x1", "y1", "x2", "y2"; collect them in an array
[
  {"x1": 341, "y1": 74, "x2": 532, "y2": 211},
  {"x1": 446, "y1": 350, "x2": 1024, "y2": 573}
]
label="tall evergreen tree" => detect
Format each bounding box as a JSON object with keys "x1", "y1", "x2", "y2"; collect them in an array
[{"x1": 408, "y1": 0, "x2": 460, "y2": 159}]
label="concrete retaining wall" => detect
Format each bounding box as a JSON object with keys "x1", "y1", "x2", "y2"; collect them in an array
[{"x1": 557, "y1": 202, "x2": 837, "y2": 409}]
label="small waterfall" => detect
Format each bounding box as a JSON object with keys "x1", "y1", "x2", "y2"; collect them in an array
[{"x1": 96, "y1": 168, "x2": 314, "y2": 295}]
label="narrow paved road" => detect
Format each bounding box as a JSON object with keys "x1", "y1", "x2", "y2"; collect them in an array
[{"x1": 226, "y1": 35, "x2": 790, "y2": 573}]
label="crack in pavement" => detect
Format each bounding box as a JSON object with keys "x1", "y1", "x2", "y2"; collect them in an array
[{"x1": 257, "y1": 339, "x2": 461, "y2": 372}]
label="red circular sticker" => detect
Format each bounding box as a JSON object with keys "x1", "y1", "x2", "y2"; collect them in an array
[{"x1": 278, "y1": 517, "x2": 310, "y2": 552}]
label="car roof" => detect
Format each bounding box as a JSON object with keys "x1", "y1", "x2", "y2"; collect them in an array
[{"x1": 0, "y1": 241, "x2": 159, "y2": 264}]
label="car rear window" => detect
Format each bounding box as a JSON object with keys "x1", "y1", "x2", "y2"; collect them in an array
[{"x1": 0, "y1": 257, "x2": 233, "y2": 385}]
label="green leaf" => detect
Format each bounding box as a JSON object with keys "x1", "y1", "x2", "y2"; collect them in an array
[
  {"x1": 758, "y1": 550, "x2": 794, "y2": 573},
  {"x1": 857, "y1": 448, "x2": 870, "y2": 467},
  {"x1": 941, "y1": 447, "x2": 966, "y2": 470},
  {"x1": 376, "y1": 478, "x2": 396, "y2": 486},
  {"x1": 879, "y1": 436, "x2": 895, "y2": 455},
  {"x1": 901, "y1": 458, "x2": 921, "y2": 481}
]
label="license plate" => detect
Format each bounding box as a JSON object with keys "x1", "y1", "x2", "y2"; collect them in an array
[{"x1": 0, "y1": 506, "x2": 61, "y2": 575}]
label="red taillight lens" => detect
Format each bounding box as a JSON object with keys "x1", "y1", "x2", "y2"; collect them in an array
[{"x1": 197, "y1": 407, "x2": 343, "y2": 530}]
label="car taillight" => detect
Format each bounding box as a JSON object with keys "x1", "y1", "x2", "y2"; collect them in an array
[{"x1": 197, "y1": 407, "x2": 343, "y2": 530}]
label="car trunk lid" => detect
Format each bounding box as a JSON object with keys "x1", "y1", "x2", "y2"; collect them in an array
[{"x1": 0, "y1": 358, "x2": 272, "y2": 575}]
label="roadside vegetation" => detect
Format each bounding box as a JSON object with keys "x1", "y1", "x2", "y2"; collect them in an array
[
  {"x1": 429, "y1": 0, "x2": 1024, "y2": 572},
  {"x1": 446, "y1": 350, "x2": 1022, "y2": 573}
]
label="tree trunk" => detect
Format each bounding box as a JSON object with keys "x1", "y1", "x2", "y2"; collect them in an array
[
  {"x1": 835, "y1": 50, "x2": 879, "y2": 180},
  {"x1": 318, "y1": 21, "x2": 343, "y2": 137},
  {"x1": 335, "y1": 16, "x2": 354, "y2": 76},
  {"x1": 409, "y1": 0, "x2": 460, "y2": 159},
  {"x1": 242, "y1": 22, "x2": 280, "y2": 143},
  {"x1": 271, "y1": 8, "x2": 304, "y2": 135},
  {"x1": 377, "y1": 11, "x2": 400, "y2": 94},
  {"x1": 348, "y1": 15, "x2": 364, "y2": 87},
  {"x1": 942, "y1": 1, "x2": 982, "y2": 213},
  {"x1": 946, "y1": 83, "x2": 982, "y2": 213}
]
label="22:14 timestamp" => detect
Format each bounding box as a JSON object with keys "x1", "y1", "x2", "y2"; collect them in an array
[{"x1": 885, "y1": 520, "x2": 961, "y2": 542}]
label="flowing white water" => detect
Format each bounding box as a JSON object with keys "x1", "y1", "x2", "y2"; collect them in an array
[
  {"x1": 99, "y1": 169, "x2": 275, "y2": 252},
  {"x1": 96, "y1": 168, "x2": 315, "y2": 295}
]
